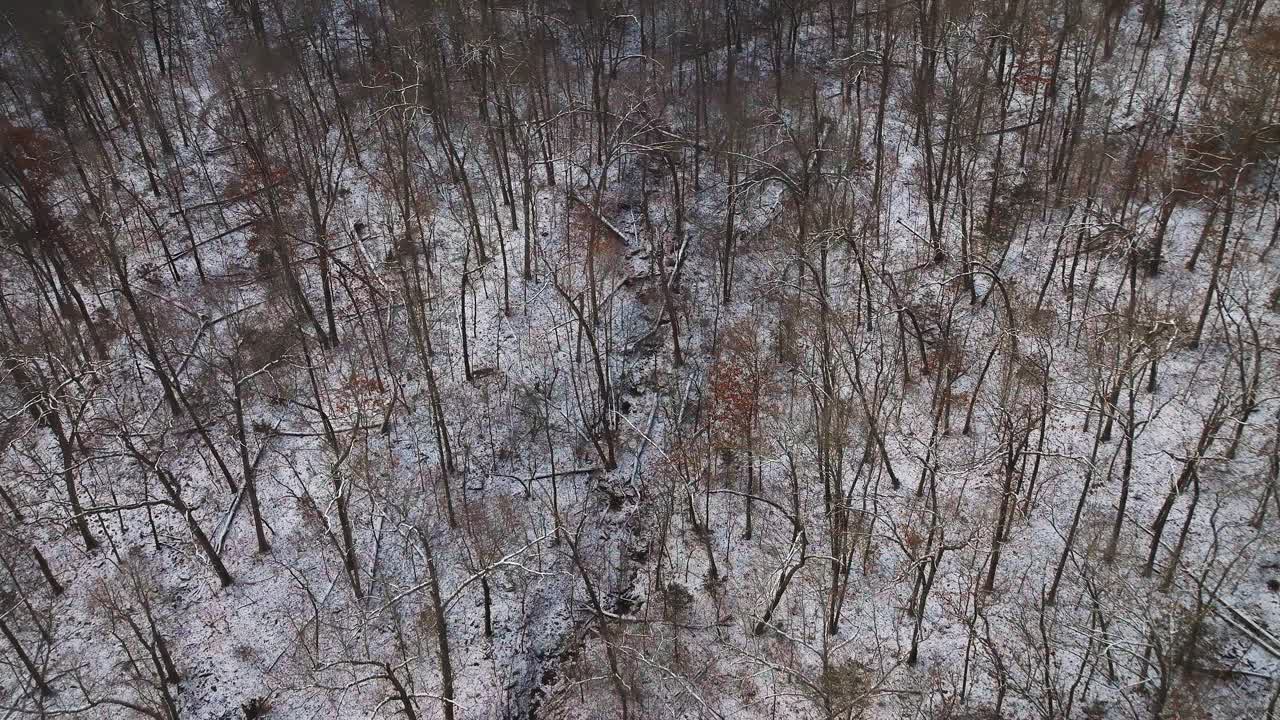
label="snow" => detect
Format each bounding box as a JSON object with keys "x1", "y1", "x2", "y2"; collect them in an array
[{"x1": 1, "y1": 1, "x2": 1279, "y2": 719}]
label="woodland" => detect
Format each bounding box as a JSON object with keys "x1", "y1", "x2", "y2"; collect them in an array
[{"x1": 1, "y1": 0, "x2": 1279, "y2": 718}]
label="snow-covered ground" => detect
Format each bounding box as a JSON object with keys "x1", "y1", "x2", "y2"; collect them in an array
[{"x1": 1, "y1": 1, "x2": 1278, "y2": 719}]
